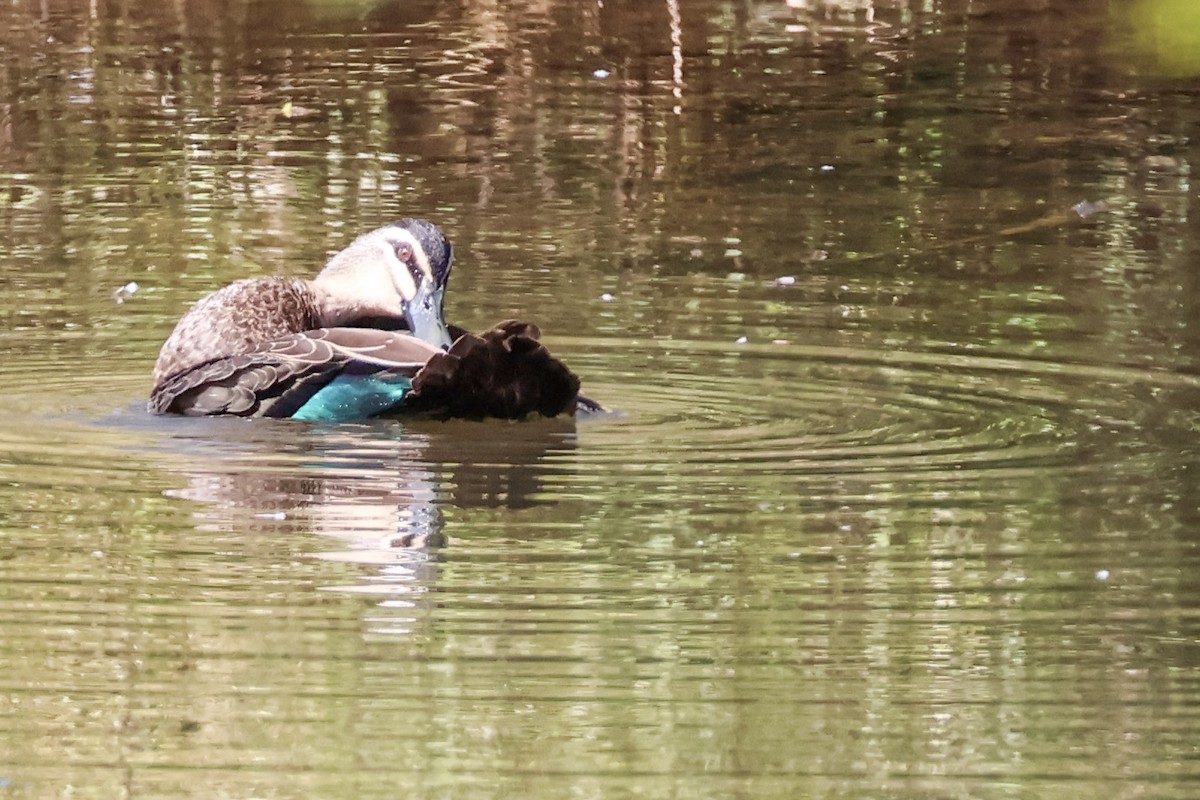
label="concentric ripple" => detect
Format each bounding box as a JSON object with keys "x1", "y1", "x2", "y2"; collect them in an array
[{"x1": 556, "y1": 337, "x2": 1200, "y2": 498}]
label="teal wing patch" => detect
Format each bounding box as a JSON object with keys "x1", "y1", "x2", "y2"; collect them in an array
[{"x1": 291, "y1": 372, "x2": 414, "y2": 422}]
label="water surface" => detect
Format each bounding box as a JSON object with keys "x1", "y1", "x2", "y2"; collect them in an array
[{"x1": 2, "y1": 0, "x2": 1199, "y2": 797}]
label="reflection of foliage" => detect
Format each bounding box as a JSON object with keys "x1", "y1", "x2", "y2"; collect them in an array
[
  {"x1": 2, "y1": 0, "x2": 1191, "y2": 356},
  {"x1": 1, "y1": 0, "x2": 1195, "y2": 397},
  {"x1": 1123, "y1": 0, "x2": 1200, "y2": 77}
]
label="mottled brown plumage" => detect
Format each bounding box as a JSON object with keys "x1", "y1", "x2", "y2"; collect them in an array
[{"x1": 152, "y1": 278, "x2": 322, "y2": 388}]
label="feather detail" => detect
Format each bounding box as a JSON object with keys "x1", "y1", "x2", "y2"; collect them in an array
[
  {"x1": 150, "y1": 328, "x2": 441, "y2": 417},
  {"x1": 404, "y1": 320, "x2": 583, "y2": 419},
  {"x1": 152, "y1": 278, "x2": 321, "y2": 387}
]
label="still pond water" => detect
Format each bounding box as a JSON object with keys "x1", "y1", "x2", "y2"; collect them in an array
[{"x1": 2, "y1": 0, "x2": 1199, "y2": 797}]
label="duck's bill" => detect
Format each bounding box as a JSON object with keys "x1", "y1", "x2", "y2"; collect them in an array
[{"x1": 405, "y1": 282, "x2": 452, "y2": 350}]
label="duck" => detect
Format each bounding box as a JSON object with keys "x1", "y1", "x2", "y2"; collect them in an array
[{"x1": 149, "y1": 218, "x2": 597, "y2": 422}]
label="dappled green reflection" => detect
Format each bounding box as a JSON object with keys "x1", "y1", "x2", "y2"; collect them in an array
[{"x1": 1122, "y1": 0, "x2": 1200, "y2": 76}]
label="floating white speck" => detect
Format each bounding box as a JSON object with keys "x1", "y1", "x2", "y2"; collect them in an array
[
  {"x1": 735, "y1": 336, "x2": 748, "y2": 344},
  {"x1": 255, "y1": 511, "x2": 287, "y2": 521},
  {"x1": 600, "y1": 292, "x2": 615, "y2": 302},
  {"x1": 819, "y1": 164, "x2": 835, "y2": 172},
  {"x1": 113, "y1": 281, "x2": 139, "y2": 304},
  {"x1": 1095, "y1": 569, "x2": 1110, "y2": 581},
  {"x1": 775, "y1": 275, "x2": 796, "y2": 286},
  {"x1": 593, "y1": 68, "x2": 610, "y2": 79},
  {"x1": 724, "y1": 248, "x2": 743, "y2": 258}
]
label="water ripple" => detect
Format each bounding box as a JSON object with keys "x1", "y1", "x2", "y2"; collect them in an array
[{"x1": 556, "y1": 337, "x2": 1196, "y2": 491}]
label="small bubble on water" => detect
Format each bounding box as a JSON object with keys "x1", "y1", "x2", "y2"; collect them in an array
[
  {"x1": 1095, "y1": 569, "x2": 1110, "y2": 581},
  {"x1": 775, "y1": 275, "x2": 796, "y2": 286},
  {"x1": 735, "y1": 336, "x2": 748, "y2": 344},
  {"x1": 593, "y1": 68, "x2": 610, "y2": 79},
  {"x1": 113, "y1": 281, "x2": 139, "y2": 304},
  {"x1": 600, "y1": 292, "x2": 615, "y2": 302}
]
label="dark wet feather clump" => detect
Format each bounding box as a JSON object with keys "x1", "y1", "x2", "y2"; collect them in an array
[{"x1": 406, "y1": 320, "x2": 582, "y2": 419}]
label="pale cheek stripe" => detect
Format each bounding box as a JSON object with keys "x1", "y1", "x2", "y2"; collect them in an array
[
  {"x1": 391, "y1": 229, "x2": 425, "y2": 301},
  {"x1": 397, "y1": 229, "x2": 433, "y2": 281},
  {"x1": 392, "y1": 229, "x2": 434, "y2": 301},
  {"x1": 413, "y1": 244, "x2": 433, "y2": 282},
  {"x1": 395, "y1": 260, "x2": 417, "y2": 302}
]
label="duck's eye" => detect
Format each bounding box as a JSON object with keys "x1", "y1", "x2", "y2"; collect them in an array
[{"x1": 395, "y1": 243, "x2": 413, "y2": 262}]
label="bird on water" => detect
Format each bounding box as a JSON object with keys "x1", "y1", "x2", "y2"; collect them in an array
[{"x1": 149, "y1": 218, "x2": 596, "y2": 422}]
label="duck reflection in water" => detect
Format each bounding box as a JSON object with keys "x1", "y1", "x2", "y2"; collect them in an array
[{"x1": 162, "y1": 414, "x2": 582, "y2": 557}]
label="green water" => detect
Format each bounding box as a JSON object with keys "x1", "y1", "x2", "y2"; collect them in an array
[{"x1": 2, "y1": 0, "x2": 1199, "y2": 797}]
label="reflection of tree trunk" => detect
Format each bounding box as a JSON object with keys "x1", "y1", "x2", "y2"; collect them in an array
[
  {"x1": 6, "y1": 0, "x2": 1187, "y2": 379},
  {"x1": 1, "y1": 0, "x2": 719, "y2": 332}
]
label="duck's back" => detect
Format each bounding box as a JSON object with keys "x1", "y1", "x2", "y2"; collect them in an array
[{"x1": 152, "y1": 277, "x2": 320, "y2": 387}]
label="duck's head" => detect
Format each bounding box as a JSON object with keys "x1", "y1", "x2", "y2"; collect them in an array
[{"x1": 315, "y1": 218, "x2": 454, "y2": 348}]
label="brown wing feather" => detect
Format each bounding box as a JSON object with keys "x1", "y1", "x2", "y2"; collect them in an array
[
  {"x1": 298, "y1": 327, "x2": 443, "y2": 365},
  {"x1": 150, "y1": 328, "x2": 440, "y2": 417}
]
